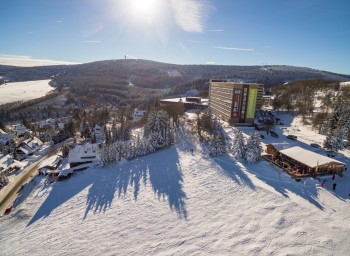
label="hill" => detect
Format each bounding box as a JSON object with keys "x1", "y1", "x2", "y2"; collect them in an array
[
  {"x1": 1, "y1": 59, "x2": 350, "y2": 106},
  {"x1": 0, "y1": 115, "x2": 350, "y2": 255}
]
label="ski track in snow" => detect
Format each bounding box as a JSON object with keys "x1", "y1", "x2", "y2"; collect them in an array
[{"x1": 0, "y1": 133, "x2": 350, "y2": 255}]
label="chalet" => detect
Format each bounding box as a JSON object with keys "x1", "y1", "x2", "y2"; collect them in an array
[
  {"x1": 68, "y1": 143, "x2": 101, "y2": 168},
  {"x1": 0, "y1": 154, "x2": 25, "y2": 174},
  {"x1": 14, "y1": 124, "x2": 27, "y2": 136},
  {"x1": 38, "y1": 155, "x2": 62, "y2": 175},
  {"x1": 265, "y1": 144, "x2": 346, "y2": 177},
  {"x1": 133, "y1": 109, "x2": 146, "y2": 121},
  {"x1": 16, "y1": 137, "x2": 43, "y2": 159}
]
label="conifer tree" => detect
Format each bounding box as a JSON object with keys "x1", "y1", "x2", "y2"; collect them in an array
[
  {"x1": 244, "y1": 132, "x2": 263, "y2": 164},
  {"x1": 231, "y1": 130, "x2": 246, "y2": 159}
]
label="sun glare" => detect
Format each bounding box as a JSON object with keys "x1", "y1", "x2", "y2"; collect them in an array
[{"x1": 131, "y1": 0, "x2": 157, "y2": 17}]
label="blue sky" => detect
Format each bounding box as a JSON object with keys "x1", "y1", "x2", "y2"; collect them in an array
[{"x1": 1, "y1": 0, "x2": 349, "y2": 74}]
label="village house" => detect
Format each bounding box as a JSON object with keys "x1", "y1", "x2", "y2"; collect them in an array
[
  {"x1": 68, "y1": 143, "x2": 101, "y2": 168},
  {"x1": 0, "y1": 129, "x2": 14, "y2": 145},
  {"x1": 37, "y1": 118, "x2": 55, "y2": 128},
  {"x1": 0, "y1": 154, "x2": 26, "y2": 174},
  {"x1": 133, "y1": 109, "x2": 147, "y2": 121},
  {"x1": 16, "y1": 137, "x2": 43, "y2": 160},
  {"x1": 92, "y1": 124, "x2": 104, "y2": 143},
  {"x1": 14, "y1": 124, "x2": 27, "y2": 136},
  {"x1": 38, "y1": 155, "x2": 62, "y2": 175}
]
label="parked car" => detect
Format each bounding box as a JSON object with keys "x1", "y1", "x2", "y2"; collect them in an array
[
  {"x1": 286, "y1": 135, "x2": 297, "y2": 140},
  {"x1": 310, "y1": 143, "x2": 321, "y2": 148},
  {"x1": 270, "y1": 131, "x2": 279, "y2": 138},
  {"x1": 326, "y1": 151, "x2": 336, "y2": 158}
]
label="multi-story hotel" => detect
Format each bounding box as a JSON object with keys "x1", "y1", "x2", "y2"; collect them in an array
[{"x1": 209, "y1": 80, "x2": 264, "y2": 126}]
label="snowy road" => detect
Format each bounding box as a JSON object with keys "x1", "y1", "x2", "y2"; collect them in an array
[{"x1": 0, "y1": 146, "x2": 60, "y2": 213}]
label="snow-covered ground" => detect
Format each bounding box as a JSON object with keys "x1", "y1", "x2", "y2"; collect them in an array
[
  {"x1": 0, "y1": 80, "x2": 54, "y2": 105},
  {"x1": 0, "y1": 113, "x2": 349, "y2": 255}
]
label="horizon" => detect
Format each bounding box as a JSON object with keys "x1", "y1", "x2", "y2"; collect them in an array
[{"x1": 1, "y1": 0, "x2": 350, "y2": 75}]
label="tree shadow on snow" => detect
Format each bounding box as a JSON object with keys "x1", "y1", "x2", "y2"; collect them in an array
[
  {"x1": 13, "y1": 176, "x2": 44, "y2": 209},
  {"x1": 84, "y1": 147, "x2": 187, "y2": 219},
  {"x1": 28, "y1": 173, "x2": 94, "y2": 226},
  {"x1": 213, "y1": 155, "x2": 256, "y2": 190},
  {"x1": 28, "y1": 147, "x2": 187, "y2": 225},
  {"x1": 241, "y1": 161, "x2": 324, "y2": 210},
  {"x1": 147, "y1": 147, "x2": 187, "y2": 219}
]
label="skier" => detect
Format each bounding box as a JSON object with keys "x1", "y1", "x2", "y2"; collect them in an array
[
  {"x1": 332, "y1": 183, "x2": 337, "y2": 191},
  {"x1": 332, "y1": 174, "x2": 335, "y2": 180}
]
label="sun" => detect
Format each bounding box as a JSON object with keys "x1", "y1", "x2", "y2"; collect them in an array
[{"x1": 131, "y1": 0, "x2": 157, "y2": 17}]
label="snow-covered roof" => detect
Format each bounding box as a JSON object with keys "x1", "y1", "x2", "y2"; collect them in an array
[
  {"x1": 279, "y1": 146, "x2": 345, "y2": 168},
  {"x1": 0, "y1": 154, "x2": 25, "y2": 173},
  {"x1": 0, "y1": 133, "x2": 14, "y2": 140},
  {"x1": 59, "y1": 161, "x2": 98, "y2": 177},
  {"x1": 68, "y1": 143, "x2": 101, "y2": 164},
  {"x1": 18, "y1": 145, "x2": 32, "y2": 155},
  {"x1": 38, "y1": 155, "x2": 62, "y2": 170},
  {"x1": 22, "y1": 137, "x2": 43, "y2": 148}
]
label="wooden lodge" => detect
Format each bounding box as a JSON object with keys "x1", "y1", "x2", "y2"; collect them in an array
[{"x1": 264, "y1": 144, "x2": 346, "y2": 178}]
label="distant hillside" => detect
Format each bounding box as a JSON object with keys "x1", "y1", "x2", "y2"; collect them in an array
[
  {"x1": 1, "y1": 59, "x2": 349, "y2": 106},
  {"x1": 1, "y1": 59, "x2": 349, "y2": 87}
]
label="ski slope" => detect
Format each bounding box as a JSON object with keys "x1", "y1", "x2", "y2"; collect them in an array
[
  {"x1": 0, "y1": 80, "x2": 54, "y2": 105},
  {"x1": 0, "y1": 123, "x2": 350, "y2": 255}
]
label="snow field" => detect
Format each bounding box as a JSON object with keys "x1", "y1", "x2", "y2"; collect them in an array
[
  {"x1": 0, "y1": 112, "x2": 350, "y2": 255},
  {"x1": 0, "y1": 80, "x2": 54, "y2": 105}
]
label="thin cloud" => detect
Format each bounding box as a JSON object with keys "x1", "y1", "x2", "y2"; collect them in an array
[
  {"x1": 171, "y1": 0, "x2": 212, "y2": 33},
  {"x1": 80, "y1": 40, "x2": 101, "y2": 43},
  {"x1": 208, "y1": 29, "x2": 223, "y2": 32},
  {"x1": 55, "y1": 20, "x2": 63, "y2": 23},
  {"x1": 0, "y1": 54, "x2": 80, "y2": 67},
  {"x1": 214, "y1": 46, "x2": 255, "y2": 51}
]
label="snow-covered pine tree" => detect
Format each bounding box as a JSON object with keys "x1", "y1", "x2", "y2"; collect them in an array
[
  {"x1": 209, "y1": 133, "x2": 226, "y2": 157},
  {"x1": 125, "y1": 141, "x2": 135, "y2": 160},
  {"x1": 144, "y1": 110, "x2": 173, "y2": 149},
  {"x1": 324, "y1": 104, "x2": 350, "y2": 151},
  {"x1": 217, "y1": 133, "x2": 227, "y2": 155},
  {"x1": 209, "y1": 136, "x2": 219, "y2": 157},
  {"x1": 231, "y1": 130, "x2": 246, "y2": 159},
  {"x1": 0, "y1": 172, "x2": 9, "y2": 189},
  {"x1": 244, "y1": 132, "x2": 263, "y2": 164},
  {"x1": 145, "y1": 137, "x2": 156, "y2": 153},
  {"x1": 111, "y1": 120, "x2": 118, "y2": 143}
]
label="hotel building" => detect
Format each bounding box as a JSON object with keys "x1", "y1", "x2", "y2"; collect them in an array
[{"x1": 209, "y1": 80, "x2": 264, "y2": 125}]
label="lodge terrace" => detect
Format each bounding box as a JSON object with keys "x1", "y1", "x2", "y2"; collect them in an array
[{"x1": 264, "y1": 144, "x2": 346, "y2": 179}]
